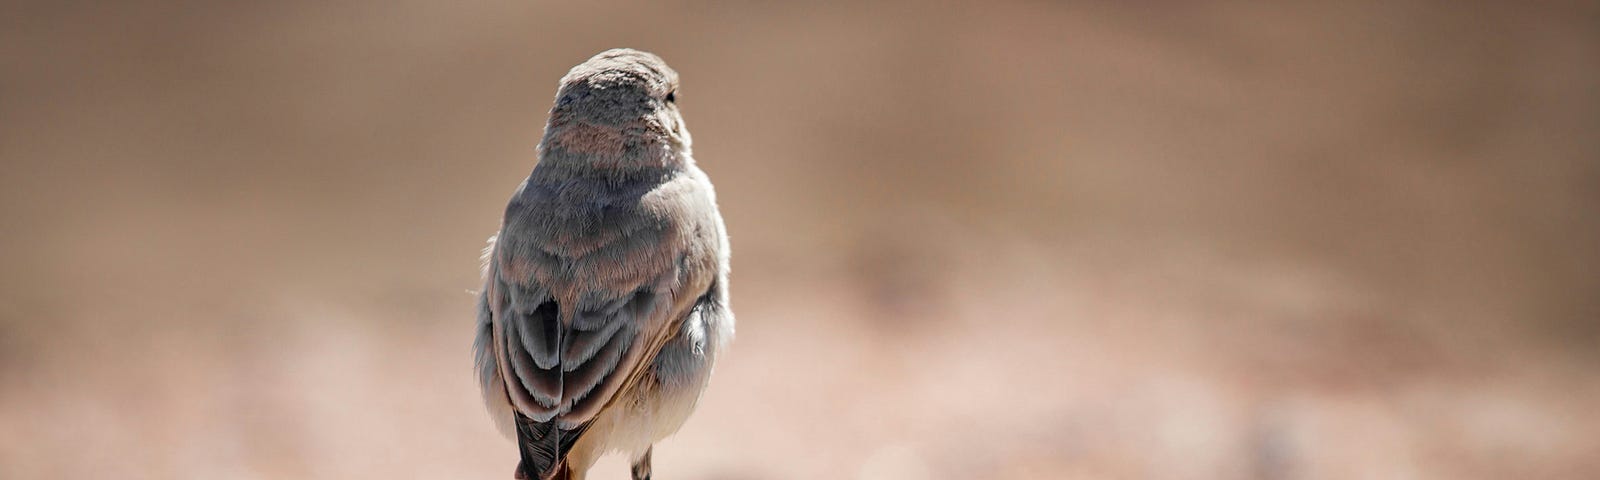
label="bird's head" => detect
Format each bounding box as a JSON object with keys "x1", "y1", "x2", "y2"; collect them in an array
[{"x1": 539, "y1": 48, "x2": 691, "y2": 172}]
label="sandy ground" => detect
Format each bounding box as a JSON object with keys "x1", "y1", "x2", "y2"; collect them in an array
[{"x1": 2, "y1": 1, "x2": 1598, "y2": 478}]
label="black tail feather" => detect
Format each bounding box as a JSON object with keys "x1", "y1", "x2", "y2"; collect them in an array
[{"x1": 514, "y1": 412, "x2": 589, "y2": 480}]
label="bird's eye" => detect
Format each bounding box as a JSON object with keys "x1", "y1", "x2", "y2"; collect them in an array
[{"x1": 665, "y1": 90, "x2": 676, "y2": 103}]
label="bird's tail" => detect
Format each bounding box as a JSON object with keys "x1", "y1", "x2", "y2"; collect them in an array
[
  {"x1": 514, "y1": 413, "x2": 585, "y2": 480},
  {"x1": 514, "y1": 460, "x2": 571, "y2": 480},
  {"x1": 514, "y1": 460, "x2": 570, "y2": 480}
]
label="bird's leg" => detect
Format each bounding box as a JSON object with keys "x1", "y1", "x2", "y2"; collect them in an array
[{"x1": 631, "y1": 447, "x2": 653, "y2": 480}]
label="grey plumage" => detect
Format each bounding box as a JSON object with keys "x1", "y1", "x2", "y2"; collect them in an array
[{"x1": 474, "y1": 49, "x2": 733, "y2": 480}]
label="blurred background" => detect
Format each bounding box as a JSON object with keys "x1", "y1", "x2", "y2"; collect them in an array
[{"x1": 3, "y1": 0, "x2": 1598, "y2": 478}]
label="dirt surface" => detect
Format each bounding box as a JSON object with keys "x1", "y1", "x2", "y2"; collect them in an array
[{"x1": 2, "y1": 1, "x2": 1598, "y2": 478}]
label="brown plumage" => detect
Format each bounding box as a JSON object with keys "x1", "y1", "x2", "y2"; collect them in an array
[{"x1": 474, "y1": 49, "x2": 733, "y2": 480}]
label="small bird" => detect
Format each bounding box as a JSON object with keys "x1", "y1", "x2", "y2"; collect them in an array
[{"x1": 473, "y1": 49, "x2": 734, "y2": 480}]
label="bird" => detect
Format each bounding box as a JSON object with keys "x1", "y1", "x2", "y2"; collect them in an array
[{"x1": 473, "y1": 48, "x2": 734, "y2": 480}]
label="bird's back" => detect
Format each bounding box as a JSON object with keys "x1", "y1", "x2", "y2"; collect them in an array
[{"x1": 483, "y1": 164, "x2": 724, "y2": 478}]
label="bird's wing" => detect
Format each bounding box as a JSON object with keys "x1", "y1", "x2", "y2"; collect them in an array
[{"x1": 485, "y1": 174, "x2": 720, "y2": 477}]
